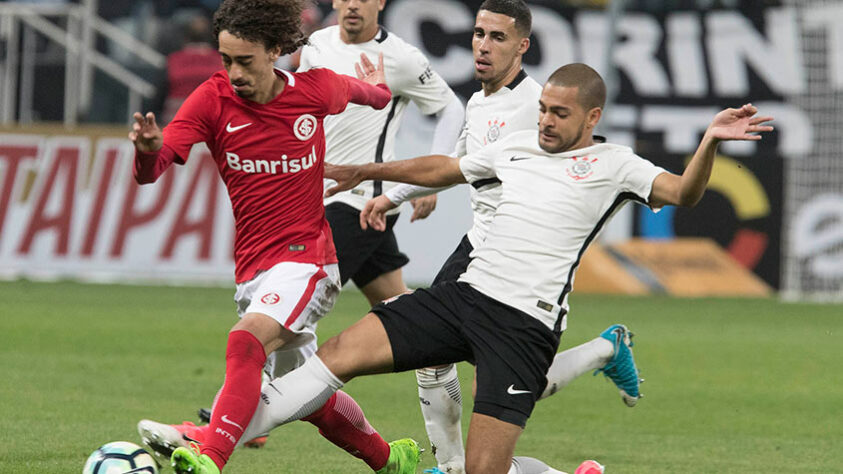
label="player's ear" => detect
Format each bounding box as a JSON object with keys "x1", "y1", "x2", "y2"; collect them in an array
[
  {"x1": 378, "y1": 0, "x2": 386, "y2": 12},
  {"x1": 586, "y1": 107, "x2": 602, "y2": 130},
  {"x1": 517, "y1": 36, "x2": 530, "y2": 56},
  {"x1": 269, "y1": 45, "x2": 282, "y2": 62}
]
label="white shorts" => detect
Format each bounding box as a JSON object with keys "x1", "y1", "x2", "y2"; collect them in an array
[{"x1": 234, "y1": 261, "x2": 341, "y2": 378}]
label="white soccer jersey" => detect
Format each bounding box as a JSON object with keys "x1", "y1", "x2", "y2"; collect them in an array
[
  {"x1": 458, "y1": 130, "x2": 667, "y2": 331},
  {"x1": 456, "y1": 71, "x2": 543, "y2": 247},
  {"x1": 300, "y1": 25, "x2": 455, "y2": 212}
]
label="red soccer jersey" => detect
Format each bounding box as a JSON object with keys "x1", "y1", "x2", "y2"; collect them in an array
[{"x1": 160, "y1": 68, "x2": 357, "y2": 283}]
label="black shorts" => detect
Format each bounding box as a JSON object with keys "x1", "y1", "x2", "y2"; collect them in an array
[
  {"x1": 371, "y1": 281, "x2": 560, "y2": 427},
  {"x1": 326, "y1": 202, "x2": 409, "y2": 287},
  {"x1": 431, "y1": 234, "x2": 474, "y2": 286}
]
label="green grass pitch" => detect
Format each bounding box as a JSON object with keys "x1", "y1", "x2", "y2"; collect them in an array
[{"x1": 0, "y1": 280, "x2": 841, "y2": 473}]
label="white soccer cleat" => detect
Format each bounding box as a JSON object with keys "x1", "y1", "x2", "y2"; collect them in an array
[{"x1": 137, "y1": 419, "x2": 198, "y2": 465}]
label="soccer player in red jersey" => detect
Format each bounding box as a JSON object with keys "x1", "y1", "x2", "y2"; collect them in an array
[{"x1": 129, "y1": 1, "x2": 420, "y2": 473}]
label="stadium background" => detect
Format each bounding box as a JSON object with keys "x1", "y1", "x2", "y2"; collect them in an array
[
  {"x1": 1, "y1": 0, "x2": 840, "y2": 298},
  {"x1": 1, "y1": 1, "x2": 842, "y2": 473}
]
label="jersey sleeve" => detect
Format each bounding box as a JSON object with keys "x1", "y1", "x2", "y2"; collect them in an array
[
  {"x1": 617, "y1": 152, "x2": 668, "y2": 205},
  {"x1": 297, "y1": 44, "x2": 314, "y2": 72},
  {"x1": 458, "y1": 140, "x2": 501, "y2": 183},
  {"x1": 161, "y1": 82, "x2": 217, "y2": 163},
  {"x1": 393, "y1": 46, "x2": 454, "y2": 115},
  {"x1": 308, "y1": 68, "x2": 353, "y2": 115},
  {"x1": 453, "y1": 121, "x2": 468, "y2": 157}
]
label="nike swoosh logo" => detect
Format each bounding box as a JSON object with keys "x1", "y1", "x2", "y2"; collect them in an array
[
  {"x1": 507, "y1": 384, "x2": 532, "y2": 395},
  {"x1": 226, "y1": 122, "x2": 252, "y2": 133},
  {"x1": 220, "y1": 414, "x2": 244, "y2": 430},
  {"x1": 509, "y1": 156, "x2": 532, "y2": 161}
]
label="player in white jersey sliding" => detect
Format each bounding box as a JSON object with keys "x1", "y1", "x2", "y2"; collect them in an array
[
  {"x1": 229, "y1": 64, "x2": 773, "y2": 474},
  {"x1": 366, "y1": 2, "x2": 637, "y2": 472},
  {"x1": 302, "y1": 0, "x2": 463, "y2": 307}
]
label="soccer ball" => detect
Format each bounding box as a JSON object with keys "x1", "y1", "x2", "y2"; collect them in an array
[{"x1": 82, "y1": 441, "x2": 159, "y2": 474}]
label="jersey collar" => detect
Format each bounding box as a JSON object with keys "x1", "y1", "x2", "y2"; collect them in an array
[
  {"x1": 375, "y1": 26, "x2": 389, "y2": 43},
  {"x1": 275, "y1": 68, "x2": 296, "y2": 87},
  {"x1": 504, "y1": 69, "x2": 528, "y2": 90}
]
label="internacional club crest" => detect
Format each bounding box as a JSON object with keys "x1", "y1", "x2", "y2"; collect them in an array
[
  {"x1": 261, "y1": 293, "x2": 281, "y2": 305},
  {"x1": 294, "y1": 114, "x2": 317, "y2": 141},
  {"x1": 566, "y1": 156, "x2": 598, "y2": 181}
]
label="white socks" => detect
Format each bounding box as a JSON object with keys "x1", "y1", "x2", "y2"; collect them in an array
[
  {"x1": 416, "y1": 365, "x2": 465, "y2": 471},
  {"x1": 509, "y1": 456, "x2": 566, "y2": 474},
  {"x1": 239, "y1": 355, "x2": 343, "y2": 445},
  {"x1": 540, "y1": 337, "x2": 614, "y2": 400}
]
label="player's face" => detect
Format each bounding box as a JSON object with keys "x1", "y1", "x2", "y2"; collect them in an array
[
  {"x1": 472, "y1": 10, "x2": 528, "y2": 85},
  {"x1": 218, "y1": 30, "x2": 280, "y2": 101},
  {"x1": 334, "y1": 0, "x2": 385, "y2": 39},
  {"x1": 537, "y1": 84, "x2": 601, "y2": 154}
]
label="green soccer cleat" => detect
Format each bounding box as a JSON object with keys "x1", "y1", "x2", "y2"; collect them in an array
[
  {"x1": 171, "y1": 446, "x2": 220, "y2": 474},
  {"x1": 376, "y1": 438, "x2": 422, "y2": 474}
]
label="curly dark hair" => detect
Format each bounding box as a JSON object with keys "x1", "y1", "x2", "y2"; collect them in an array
[{"x1": 213, "y1": 0, "x2": 309, "y2": 55}]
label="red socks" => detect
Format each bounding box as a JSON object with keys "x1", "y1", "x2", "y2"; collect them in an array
[
  {"x1": 303, "y1": 390, "x2": 391, "y2": 470},
  {"x1": 201, "y1": 330, "x2": 266, "y2": 469}
]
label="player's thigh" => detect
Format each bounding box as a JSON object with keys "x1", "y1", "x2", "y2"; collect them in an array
[
  {"x1": 350, "y1": 215, "x2": 409, "y2": 290},
  {"x1": 370, "y1": 283, "x2": 474, "y2": 372},
  {"x1": 465, "y1": 289, "x2": 560, "y2": 428},
  {"x1": 326, "y1": 203, "x2": 389, "y2": 285},
  {"x1": 464, "y1": 412, "x2": 522, "y2": 474},
  {"x1": 359, "y1": 267, "x2": 408, "y2": 305},
  {"x1": 235, "y1": 261, "x2": 341, "y2": 351},
  {"x1": 316, "y1": 312, "x2": 395, "y2": 381}
]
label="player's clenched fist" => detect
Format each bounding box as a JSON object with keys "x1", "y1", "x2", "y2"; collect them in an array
[{"x1": 129, "y1": 112, "x2": 163, "y2": 153}]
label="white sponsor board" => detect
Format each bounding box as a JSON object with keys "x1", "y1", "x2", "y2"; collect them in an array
[{"x1": 0, "y1": 134, "x2": 236, "y2": 284}]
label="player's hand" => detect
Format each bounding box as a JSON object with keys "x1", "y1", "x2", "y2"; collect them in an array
[
  {"x1": 706, "y1": 104, "x2": 774, "y2": 142},
  {"x1": 324, "y1": 163, "x2": 364, "y2": 197},
  {"x1": 360, "y1": 195, "x2": 397, "y2": 231},
  {"x1": 355, "y1": 52, "x2": 386, "y2": 87},
  {"x1": 128, "y1": 112, "x2": 163, "y2": 153},
  {"x1": 409, "y1": 194, "x2": 437, "y2": 222}
]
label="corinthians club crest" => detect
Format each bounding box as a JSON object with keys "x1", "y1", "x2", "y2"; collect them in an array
[
  {"x1": 566, "y1": 156, "x2": 598, "y2": 181},
  {"x1": 485, "y1": 119, "x2": 506, "y2": 144}
]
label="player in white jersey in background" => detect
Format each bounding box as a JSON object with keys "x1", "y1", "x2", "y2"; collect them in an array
[
  {"x1": 364, "y1": 2, "x2": 637, "y2": 472},
  {"x1": 302, "y1": 0, "x2": 463, "y2": 306},
  {"x1": 232, "y1": 63, "x2": 773, "y2": 474}
]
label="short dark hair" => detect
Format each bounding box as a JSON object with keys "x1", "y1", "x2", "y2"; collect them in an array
[
  {"x1": 213, "y1": 0, "x2": 308, "y2": 55},
  {"x1": 479, "y1": 0, "x2": 532, "y2": 37},
  {"x1": 547, "y1": 63, "x2": 606, "y2": 111}
]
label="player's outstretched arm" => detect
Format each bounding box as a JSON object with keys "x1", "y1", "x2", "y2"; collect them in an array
[
  {"x1": 649, "y1": 103, "x2": 773, "y2": 208},
  {"x1": 324, "y1": 155, "x2": 466, "y2": 198}
]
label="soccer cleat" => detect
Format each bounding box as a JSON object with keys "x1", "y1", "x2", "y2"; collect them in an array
[
  {"x1": 171, "y1": 446, "x2": 220, "y2": 474},
  {"x1": 376, "y1": 438, "x2": 422, "y2": 474},
  {"x1": 595, "y1": 324, "x2": 642, "y2": 407},
  {"x1": 574, "y1": 459, "x2": 605, "y2": 474},
  {"x1": 423, "y1": 469, "x2": 446, "y2": 474},
  {"x1": 138, "y1": 419, "x2": 205, "y2": 465}
]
